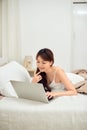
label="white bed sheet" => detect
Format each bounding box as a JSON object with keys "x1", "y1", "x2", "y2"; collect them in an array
[{"x1": 0, "y1": 94, "x2": 87, "y2": 130}]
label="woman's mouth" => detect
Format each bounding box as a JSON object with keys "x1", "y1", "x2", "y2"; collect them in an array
[{"x1": 39, "y1": 68, "x2": 45, "y2": 72}]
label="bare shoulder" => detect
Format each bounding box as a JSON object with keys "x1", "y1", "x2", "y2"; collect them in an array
[
  {"x1": 55, "y1": 66, "x2": 64, "y2": 74},
  {"x1": 54, "y1": 66, "x2": 65, "y2": 82}
]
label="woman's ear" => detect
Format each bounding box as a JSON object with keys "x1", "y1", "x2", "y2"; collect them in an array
[{"x1": 50, "y1": 61, "x2": 53, "y2": 66}]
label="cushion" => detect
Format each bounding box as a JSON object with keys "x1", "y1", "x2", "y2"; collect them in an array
[
  {"x1": 0, "y1": 81, "x2": 18, "y2": 97},
  {"x1": 72, "y1": 69, "x2": 87, "y2": 80},
  {"x1": 74, "y1": 80, "x2": 87, "y2": 94},
  {"x1": 0, "y1": 61, "x2": 31, "y2": 97},
  {"x1": 77, "y1": 84, "x2": 87, "y2": 94},
  {"x1": 0, "y1": 58, "x2": 7, "y2": 66},
  {"x1": 66, "y1": 73, "x2": 85, "y2": 85}
]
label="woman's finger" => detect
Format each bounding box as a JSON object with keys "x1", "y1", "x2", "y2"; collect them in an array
[
  {"x1": 46, "y1": 92, "x2": 51, "y2": 96},
  {"x1": 35, "y1": 71, "x2": 41, "y2": 76}
]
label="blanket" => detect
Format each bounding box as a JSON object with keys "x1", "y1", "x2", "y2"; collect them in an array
[{"x1": 72, "y1": 69, "x2": 87, "y2": 94}]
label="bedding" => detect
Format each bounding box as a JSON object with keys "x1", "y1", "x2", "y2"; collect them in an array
[
  {"x1": 0, "y1": 81, "x2": 18, "y2": 97},
  {"x1": 0, "y1": 61, "x2": 31, "y2": 97},
  {"x1": 0, "y1": 62, "x2": 87, "y2": 130},
  {"x1": 72, "y1": 69, "x2": 87, "y2": 94},
  {"x1": 66, "y1": 72, "x2": 85, "y2": 84},
  {"x1": 75, "y1": 80, "x2": 87, "y2": 94},
  {"x1": 72, "y1": 69, "x2": 87, "y2": 80},
  {"x1": 0, "y1": 94, "x2": 87, "y2": 130},
  {"x1": 0, "y1": 58, "x2": 7, "y2": 66}
]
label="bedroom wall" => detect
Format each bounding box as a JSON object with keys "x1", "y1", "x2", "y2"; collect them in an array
[
  {"x1": 19, "y1": 0, "x2": 72, "y2": 71},
  {"x1": 1, "y1": 0, "x2": 87, "y2": 72},
  {"x1": 72, "y1": 3, "x2": 87, "y2": 70}
]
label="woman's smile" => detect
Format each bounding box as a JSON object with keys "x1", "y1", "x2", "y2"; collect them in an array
[{"x1": 39, "y1": 68, "x2": 45, "y2": 72}]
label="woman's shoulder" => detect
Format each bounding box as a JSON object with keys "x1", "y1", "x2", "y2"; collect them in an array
[
  {"x1": 54, "y1": 66, "x2": 64, "y2": 72},
  {"x1": 54, "y1": 66, "x2": 66, "y2": 79},
  {"x1": 53, "y1": 66, "x2": 65, "y2": 82}
]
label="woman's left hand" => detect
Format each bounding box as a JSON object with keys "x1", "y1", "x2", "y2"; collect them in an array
[{"x1": 46, "y1": 91, "x2": 58, "y2": 98}]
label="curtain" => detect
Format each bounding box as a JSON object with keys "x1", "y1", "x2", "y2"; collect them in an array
[{"x1": 1, "y1": 0, "x2": 21, "y2": 63}]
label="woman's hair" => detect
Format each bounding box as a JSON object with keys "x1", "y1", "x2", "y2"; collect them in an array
[
  {"x1": 36, "y1": 48, "x2": 54, "y2": 92},
  {"x1": 36, "y1": 48, "x2": 54, "y2": 65}
]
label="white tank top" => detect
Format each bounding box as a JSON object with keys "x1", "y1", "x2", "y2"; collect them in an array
[{"x1": 49, "y1": 70, "x2": 64, "y2": 91}]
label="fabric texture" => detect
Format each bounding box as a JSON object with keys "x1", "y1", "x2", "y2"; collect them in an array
[
  {"x1": 66, "y1": 72, "x2": 85, "y2": 84},
  {"x1": 0, "y1": 82, "x2": 18, "y2": 97},
  {"x1": 0, "y1": 94, "x2": 87, "y2": 130},
  {"x1": 72, "y1": 69, "x2": 87, "y2": 80},
  {"x1": 0, "y1": 61, "x2": 31, "y2": 97},
  {"x1": 72, "y1": 69, "x2": 87, "y2": 94}
]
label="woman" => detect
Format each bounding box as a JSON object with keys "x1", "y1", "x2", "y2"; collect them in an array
[{"x1": 32, "y1": 48, "x2": 77, "y2": 99}]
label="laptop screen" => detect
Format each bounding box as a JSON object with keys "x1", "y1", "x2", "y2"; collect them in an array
[{"x1": 11, "y1": 81, "x2": 49, "y2": 103}]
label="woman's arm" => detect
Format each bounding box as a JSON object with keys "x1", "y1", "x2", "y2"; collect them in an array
[
  {"x1": 57, "y1": 68, "x2": 77, "y2": 93},
  {"x1": 46, "y1": 68, "x2": 77, "y2": 98}
]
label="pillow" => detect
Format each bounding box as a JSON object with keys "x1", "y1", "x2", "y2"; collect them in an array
[
  {"x1": 0, "y1": 81, "x2": 18, "y2": 97},
  {"x1": 76, "y1": 82, "x2": 87, "y2": 94},
  {"x1": 66, "y1": 72, "x2": 85, "y2": 85},
  {"x1": 0, "y1": 61, "x2": 31, "y2": 97},
  {"x1": 74, "y1": 80, "x2": 87, "y2": 94},
  {"x1": 0, "y1": 58, "x2": 7, "y2": 66},
  {"x1": 0, "y1": 61, "x2": 31, "y2": 83}
]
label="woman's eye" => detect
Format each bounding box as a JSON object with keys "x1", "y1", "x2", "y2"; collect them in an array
[
  {"x1": 36, "y1": 61, "x2": 46, "y2": 64},
  {"x1": 36, "y1": 61, "x2": 40, "y2": 64},
  {"x1": 42, "y1": 62, "x2": 46, "y2": 64}
]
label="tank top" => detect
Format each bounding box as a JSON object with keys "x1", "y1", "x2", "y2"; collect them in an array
[{"x1": 49, "y1": 69, "x2": 64, "y2": 91}]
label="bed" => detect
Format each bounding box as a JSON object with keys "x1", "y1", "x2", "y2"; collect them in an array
[
  {"x1": 0, "y1": 61, "x2": 87, "y2": 130},
  {"x1": 0, "y1": 93, "x2": 87, "y2": 130}
]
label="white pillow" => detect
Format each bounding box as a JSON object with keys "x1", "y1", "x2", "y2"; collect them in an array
[
  {"x1": 0, "y1": 81, "x2": 18, "y2": 97},
  {"x1": 0, "y1": 61, "x2": 31, "y2": 83},
  {"x1": 66, "y1": 72, "x2": 85, "y2": 84},
  {"x1": 0, "y1": 58, "x2": 7, "y2": 66},
  {"x1": 0, "y1": 61, "x2": 31, "y2": 97}
]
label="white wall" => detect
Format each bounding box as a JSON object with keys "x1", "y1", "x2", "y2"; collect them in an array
[
  {"x1": 19, "y1": 0, "x2": 72, "y2": 71},
  {"x1": 72, "y1": 3, "x2": 87, "y2": 70},
  {"x1": 3, "y1": 0, "x2": 87, "y2": 71}
]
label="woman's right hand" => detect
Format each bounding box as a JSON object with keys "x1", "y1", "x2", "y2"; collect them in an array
[{"x1": 32, "y1": 72, "x2": 42, "y2": 83}]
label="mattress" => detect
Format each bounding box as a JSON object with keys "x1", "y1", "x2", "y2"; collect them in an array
[{"x1": 0, "y1": 94, "x2": 87, "y2": 130}]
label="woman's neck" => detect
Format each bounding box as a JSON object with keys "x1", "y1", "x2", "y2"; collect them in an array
[
  {"x1": 45, "y1": 66, "x2": 57, "y2": 78},
  {"x1": 45, "y1": 66, "x2": 54, "y2": 74},
  {"x1": 45, "y1": 66, "x2": 56, "y2": 84}
]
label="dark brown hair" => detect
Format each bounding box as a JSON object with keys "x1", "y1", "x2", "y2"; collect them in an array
[{"x1": 36, "y1": 48, "x2": 54, "y2": 92}]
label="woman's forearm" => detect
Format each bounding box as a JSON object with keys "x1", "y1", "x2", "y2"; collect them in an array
[
  {"x1": 46, "y1": 90, "x2": 77, "y2": 98},
  {"x1": 55, "y1": 90, "x2": 77, "y2": 96}
]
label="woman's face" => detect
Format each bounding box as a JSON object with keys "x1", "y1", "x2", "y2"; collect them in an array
[{"x1": 36, "y1": 56, "x2": 52, "y2": 72}]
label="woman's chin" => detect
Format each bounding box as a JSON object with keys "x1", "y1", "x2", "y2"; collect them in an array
[{"x1": 40, "y1": 70, "x2": 45, "y2": 72}]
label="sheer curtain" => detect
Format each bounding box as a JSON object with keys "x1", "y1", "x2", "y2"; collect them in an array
[{"x1": 1, "y1": 0, "x2": 21, "y2": 63}]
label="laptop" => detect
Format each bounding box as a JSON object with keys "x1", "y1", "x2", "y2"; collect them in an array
[{"x1": 11, "y1": 81, "x2": 53, "y2": 103}]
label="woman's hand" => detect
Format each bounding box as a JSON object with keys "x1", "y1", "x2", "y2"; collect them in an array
[
  {"x1": 32, "y1": 72, "x2": 42, "y2": 83},
  {"x1": 46, "y1": 91, "x2": 58, "y2": 98}
]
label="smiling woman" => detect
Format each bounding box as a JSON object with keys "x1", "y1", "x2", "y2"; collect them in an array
[{"x1": 32, "y1": 48, "x2": 77, "y2": 99}]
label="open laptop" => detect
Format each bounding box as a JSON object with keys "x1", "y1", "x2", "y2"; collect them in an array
[{"x1": 11, "y1": 81, "x2": 53, "y2": 103}]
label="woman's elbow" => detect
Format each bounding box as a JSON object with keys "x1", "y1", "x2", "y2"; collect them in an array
[{"x1": 73, "y1": 89, "x2": 77, "y2": 95}]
